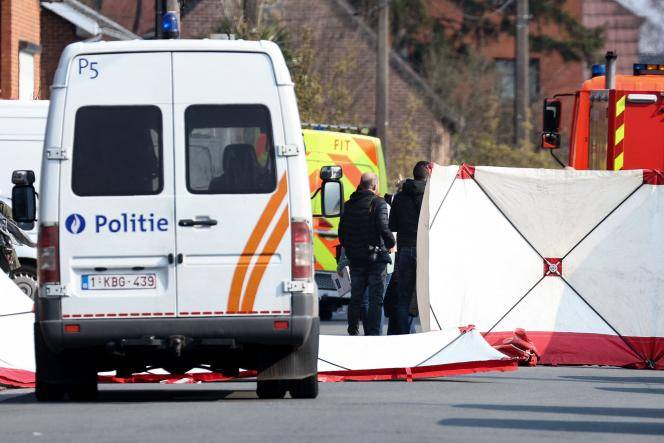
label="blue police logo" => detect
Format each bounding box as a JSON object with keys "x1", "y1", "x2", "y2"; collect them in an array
[{"x1": 65, "y1": 214, "x2": 86, "y2": 234}]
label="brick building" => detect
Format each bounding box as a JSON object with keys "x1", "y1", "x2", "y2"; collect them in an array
[
  {"x1": 0, "y1": 0, "x2": 41, "y2": 99},
  {"x1": 585, "y1": 0, "x2": 646, "y2": 75},
  {"x1": 89, "y1": 0, "x2": 457, "y2": 170},
  {"x1": 0, "y1": 0, "x2": 136, "y2": 100},
  {"x1": 427, "y1": 0, "x2": 645, "y2": 100}
]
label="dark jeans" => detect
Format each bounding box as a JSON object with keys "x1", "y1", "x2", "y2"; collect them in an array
[
  {"x1": 394, "y1": 246, "x2": 417, "y2": 335},
  {"x1": 348, "y1": 262, "x2": 386, "y2": 336}
]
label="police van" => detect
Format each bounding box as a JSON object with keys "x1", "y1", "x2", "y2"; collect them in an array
[{"x1": 12, "y1": 39, "x2": 343, "y2": 400}]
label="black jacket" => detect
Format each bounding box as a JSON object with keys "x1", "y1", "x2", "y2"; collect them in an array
[
  {"x1": 388, "y1": 179, "x2": 426, "y2": 248},
  {"x1": 339, "y1": 190, "x2": 395, "y2": 266}
]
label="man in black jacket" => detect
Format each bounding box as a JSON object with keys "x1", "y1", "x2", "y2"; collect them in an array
[
  {"x1": 388, "y1": 161, "x2": 430, "y2": 334},
  {"x1": 339, "y1": 172, "x2": 395, "y2": 335}
]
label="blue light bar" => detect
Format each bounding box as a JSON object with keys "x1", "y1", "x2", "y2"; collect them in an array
[
  {"x1": 634, "y1": 63, "x2": 664, "y2": 75},
  {"x1": 591, "y1": 64, "x2": 605, "y2": 78},
  {"x1": 161, "y1": 12, "x2": 179, "y2": 38}
]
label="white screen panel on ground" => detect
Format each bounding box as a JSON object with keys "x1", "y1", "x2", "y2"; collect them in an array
[
  {"x1": 317, "y1": 329, "x2": 500, "y2": 371},
  {"x1": 0, "y1": 273, "x2": 33, "y2": 316},
  {"x1": 0, "y1": 313, "x2": 34, "y2": 371},
  {"x1": 420, "y1": 329, "x2": 509, "y2": 366}
]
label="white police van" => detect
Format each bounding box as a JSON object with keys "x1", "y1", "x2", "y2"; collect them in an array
[{"x1": 12, "y1": 39, "x2": 344, "y2": 401}]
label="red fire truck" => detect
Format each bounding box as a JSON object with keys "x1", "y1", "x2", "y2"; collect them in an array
[{"x1": 542, "y1": 52, "x2": 664, "y2": 170}]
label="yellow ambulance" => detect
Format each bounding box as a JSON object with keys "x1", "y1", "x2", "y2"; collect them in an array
[{"x1": 303, "y1": 126, "x2": 388, "y2": 320}]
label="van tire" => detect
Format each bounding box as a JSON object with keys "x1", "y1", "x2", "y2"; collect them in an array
[
  {"x1": 67, "y1": 382, "x2": 98, "y2": 402},
  {"x1": 256, "y1": 380, "x2": 287, "y2": 399},
  {"x1": 34, "y1": 324, "x2": 98, "y2": 402},
  {"x1": 34, "y1": 325, "x2": 67, "y2": 402},
  {"x1": 35, "y1": 381, "x2": 66, "y2": 402},
  {"x1": 289, "y1": 374, "x2": 318, "y2": 399}
]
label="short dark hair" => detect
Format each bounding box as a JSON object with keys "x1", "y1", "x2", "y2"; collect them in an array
[{"x1": 413, "y1": 161, "x2": 430, "y2": 180}]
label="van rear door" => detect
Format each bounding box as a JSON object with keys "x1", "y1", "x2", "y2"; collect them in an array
[
  {"x1": 172, "y1": 52, "x2": 292, "y2": 316},
  {"x1": 58, "y1": 52, "x2": 177, "y2": 318}
]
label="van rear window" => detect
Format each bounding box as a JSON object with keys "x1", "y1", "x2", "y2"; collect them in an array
[
  {"x1": 72, "y1": 106, "x2": 163, "y2": 196},
  {"x1": 185, "y1": 105, "x2": 276, "y2": 194}
]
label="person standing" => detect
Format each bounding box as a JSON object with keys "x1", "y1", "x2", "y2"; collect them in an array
[
  {"x1": 389, "y1": 161, "x2": 430, "y2": 334},
  {"x1": 339, "y1": 172, "x2": 395, "y2": 335}
]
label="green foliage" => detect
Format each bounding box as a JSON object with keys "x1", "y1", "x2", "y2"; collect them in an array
[
  {"x1": 212, "y1": 19, "x2": 356, "y2": 123},
  {"x1": 389, "y1": 96, "x2": 425, "y2": 183},
  {"x1": 439, "y1": 0, "x2": 604, "y2": 64},
  {"x1": 425, "y1": 39, "x2": 555, "y2": 168}
]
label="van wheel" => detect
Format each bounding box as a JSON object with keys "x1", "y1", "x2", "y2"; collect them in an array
[
  {"x1": 256, "y1": 380, "x2": 287, "y2": 399},
  {"x1": 34, "y1": 325, "x2": 66, "y2": 402},
  {"x1": 289, "y1": 374, "x2": 318, "y2": 399},
  {"x1": 35, "y1": 381, "x2": 66, "y2": 402},
  {"x1": 11, "y1": 264, "x2": 38, "y2": 300},
  {"x1": 67, "y1": 382, "x2": 98, "y2": 402},
  {"x1": 34, "y1": 324, "x2": 98, "y2": 402}
]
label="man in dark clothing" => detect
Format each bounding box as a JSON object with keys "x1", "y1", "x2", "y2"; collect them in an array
[
  {"x1": 388, "y1": 161, "x2": 430, "y2": 334},
  {"x1": 338, "y1": 172, "x2": 395, "y2": 335}
]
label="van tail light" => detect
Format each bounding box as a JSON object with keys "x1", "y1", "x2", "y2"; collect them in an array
[
  {"x1": 38, "y1": 225, "x2": 60, "y2": 285},
  {"x1": 291, "y1": 220, "x2": 312, "y2": 280}
]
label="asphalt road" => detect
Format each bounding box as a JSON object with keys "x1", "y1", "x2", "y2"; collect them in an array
[
  {"x1": 1, "y1": 317, "x2": 662, "y2": 442},
  {"x1": 1, "y1": 366, "x2": 663, "y2": 442}
]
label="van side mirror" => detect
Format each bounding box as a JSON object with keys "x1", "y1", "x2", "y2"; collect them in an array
[
  {"x1": 312, "y1": 166, "x2": 344, "y2": 218},
  {"x1": 321, "y1": 181, "x2": 343, "y2": 218},
  {"x1": 11, "y1": 170, "x2": 37, "y2": 224}
]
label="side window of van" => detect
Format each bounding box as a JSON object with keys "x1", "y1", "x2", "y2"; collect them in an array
[
  {"x1": 185, "y1": 105, "x2": 276, "y2": 194},
  {"x1": 72, "y1": 106, "x2": 163, "y2": 196}
]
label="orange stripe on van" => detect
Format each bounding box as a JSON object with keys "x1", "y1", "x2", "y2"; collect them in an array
[
  {"x1": 227, "y1": 175, "x2": 287, "y2": 312},
  {"x1": 328, "y1": 153, "x2": 364, "y2": 190},
  {"x1": 352, "y1": 137, "x2": 378, "y2": 167},
  {"x1": 240, "y1": 206, "x2": 290, "y2": 312}
]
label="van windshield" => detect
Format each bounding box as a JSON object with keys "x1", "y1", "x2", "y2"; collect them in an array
[
  {"x1": 72, "y1": 106, "x2": 163, "y2": 196},
  {"x1": 185, "y1": 105, "x2": 276, "y2": 194}
]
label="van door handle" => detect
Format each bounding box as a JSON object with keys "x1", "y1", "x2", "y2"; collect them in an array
[{"x1": 178, "y1": 219, "x2": 218, "y2": 227}]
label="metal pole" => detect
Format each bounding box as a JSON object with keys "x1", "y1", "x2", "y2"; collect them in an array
[
  {"x1": 244, "y1": 0, "x2": 260, "y2": 28},
  {"x1": 376, "y1": 0, "x2": 389, "y2": 167},
  {"x1": 605, "y1": 51, "x2": 617, "y2": 90},
  {"x1": 515, "y1": 0, "x2": 529, "y2": 146},
  {"x1": 155, "y1": 0, "x2": 164, "y2": 39}
]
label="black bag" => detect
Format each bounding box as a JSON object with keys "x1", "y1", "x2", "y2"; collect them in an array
[
  {"x1": 368, "y1": 245, "x2": 392, "y2": 264},
  {"x1": 367, "y1": 197, "x2": 392, "y2": 264}
]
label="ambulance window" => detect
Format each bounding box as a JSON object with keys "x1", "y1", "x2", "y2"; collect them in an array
[
  {"x1": 185, "y1": 105, "x2": 276, "y2": 194},
  {"x1": 72, "y1": 106, "x2": 163, "y2": 196}
]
